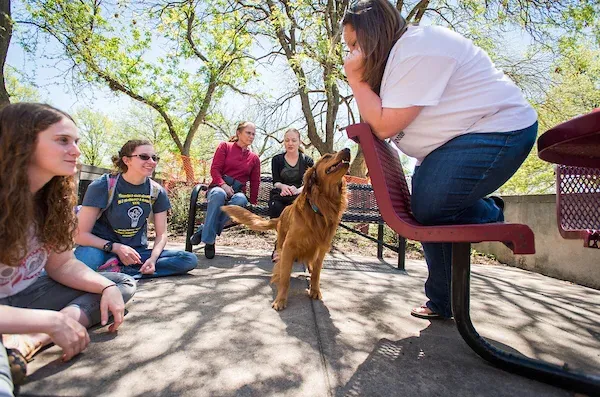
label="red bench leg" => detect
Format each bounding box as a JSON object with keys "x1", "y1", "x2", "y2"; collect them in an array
[{"x1": 451, "y1": 242, "x2": 600, "y2": 394}]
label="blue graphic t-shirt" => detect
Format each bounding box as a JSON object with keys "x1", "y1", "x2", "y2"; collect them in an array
[{"x1": 82, "y1": 175, "x2": 171, "y2": 249}]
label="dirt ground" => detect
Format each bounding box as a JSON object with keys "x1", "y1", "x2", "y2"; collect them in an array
[{"x1": 169, "y1": 224, "x2": 503, "y2": 266}]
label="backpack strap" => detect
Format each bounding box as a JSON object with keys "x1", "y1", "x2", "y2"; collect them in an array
[
  {"x1": 149, "y1": 179, "x2": 161, "y2": 207},
  {"x1": 97, "y1": 173, "x2": 119, "y2": 220}
]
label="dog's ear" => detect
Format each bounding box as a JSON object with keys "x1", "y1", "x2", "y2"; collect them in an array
[{"x1": 303, "y1": 166, "x2": 317, "y2": 195}]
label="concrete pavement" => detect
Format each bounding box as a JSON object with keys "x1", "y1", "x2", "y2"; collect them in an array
[{"x1": 19, "y1": 244, "x2": 600, "y2": 396}]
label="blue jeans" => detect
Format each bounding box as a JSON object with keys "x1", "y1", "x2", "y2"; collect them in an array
[
  {"x1": 0, "y1": 272, "x2": 136, "y2": 396},
  {"x1": 411, "y1": 122, "x2": 538, "y2": 318},
  {"x1": 74, "y1": 246, "x2": 198, "y2": 279},
  {"x1": 198, "y1": 187, "x2": 248, "y2": 244}
]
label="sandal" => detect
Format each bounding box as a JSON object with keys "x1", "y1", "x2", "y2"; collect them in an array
[
  {"x1": 410, "y1": 305, "x2": 442, "y2": 319},
  {"x1": 2, "y1": 334, "x2": 43, "y2": 362},
  {"x1": 6, "y1": 348, "x2": 27, "y2": 386}
]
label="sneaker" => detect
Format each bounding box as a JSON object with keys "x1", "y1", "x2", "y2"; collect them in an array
[
  {"x1": 489, "y1": 196, "x2": 505, "y2": 212},
  {"x1": 190, "y1": 224, "x2": 204, "y2": 246},
  {"x1": 205, "y1": 243, "x2": 215, "y2": 259}
]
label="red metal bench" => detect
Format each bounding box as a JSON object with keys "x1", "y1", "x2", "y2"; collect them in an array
[
  {"x1": 538, "y1": 110, "x2": 600, "y2": 250},
  {"x1": 347, "y1": 122, "x2": 600, "y2": 395}
]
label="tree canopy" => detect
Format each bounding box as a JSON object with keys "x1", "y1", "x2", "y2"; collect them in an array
[{"x1": 4, "y1": 0, "x2": 599, "y2": 192}]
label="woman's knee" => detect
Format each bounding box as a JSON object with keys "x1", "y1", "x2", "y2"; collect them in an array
[
  {"x1": 179, "y1": 251, "x2": 198, "y2": 272},
  {"x1": 229, "y1": 193, "x2": 248, "y2": 206},
  {"x1": 101, "y1": 273, "x2": 137, "y2": 303},
  {"x1": 269, "y1": 200, "x2": 285, "y2": 218},
  {"x1": 208, "y1": 187, "x2": 227, "y2": 203},
  {"x1": 74, "y1": 246, "x2": 109, "y2": 271}
]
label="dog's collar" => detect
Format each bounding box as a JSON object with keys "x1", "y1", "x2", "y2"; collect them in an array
[{"x1": 308, "y1": 199, "x2": 322, "y2": 216}]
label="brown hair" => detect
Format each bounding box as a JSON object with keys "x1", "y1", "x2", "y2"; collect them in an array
[
  {"x1": 228, "y1": 121, "x2": 255, "y2": 142},
  {"x1": 342, "y1": 0, "x2": 407, "y2": 94},
  {"x1": 0, "y1": 103, "x2": 78, "y2": 266},
  {"x1": 284, "y1": 128, "x2": 304, "y2": 153},
  {"x1": 112, "y1": 139, "x2": 153, "y2": 173}
]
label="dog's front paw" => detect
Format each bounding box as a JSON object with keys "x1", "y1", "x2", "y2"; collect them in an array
[
  {"x1": 272, "y1": 298, "x2": 287, "y2": 311},
  {"x1": 307, "y1": 288, "x2": 322, "y2": 300}
]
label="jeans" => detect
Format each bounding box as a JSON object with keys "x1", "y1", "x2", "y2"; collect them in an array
[
  {"x1": 411, "y1": 122, "x2": 538, "y2": 318},
  {"x1": 0, "y1": 272, "x2": 136, "y2": 325},
  {"x1": 198, "y1": 187, "x2": 248, "y2": 244},
  {"x1": 74, "y1": 247, "x2": 198, "y2": 279},
  {"x1": 0, "y1": 272, "x2": 136, "y2": 397}
]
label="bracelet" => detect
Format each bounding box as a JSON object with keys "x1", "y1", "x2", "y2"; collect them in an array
[{"x1": 101, "y1": 284, "x2": 117, "y2": 294}]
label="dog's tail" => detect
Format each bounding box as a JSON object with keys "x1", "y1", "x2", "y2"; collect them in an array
[{"x1": 221, "y1": 206, "x2": 278, "y2": 231}]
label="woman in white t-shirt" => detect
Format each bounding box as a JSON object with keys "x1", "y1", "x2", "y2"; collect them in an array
[
  {"x1": 0, "y1": 103, "x2": 136, "y2": 395},
  {"x1": 342, "y1": 0, "x2": 537, "y2": 319}
]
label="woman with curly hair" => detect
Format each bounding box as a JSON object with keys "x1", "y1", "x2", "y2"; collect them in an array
[
  {"x1": 74, "y1": 140, "x2": 197, "y2": 278},
  {"x1": 0, "y1": 103, "x2": 136, "y2": 396}
]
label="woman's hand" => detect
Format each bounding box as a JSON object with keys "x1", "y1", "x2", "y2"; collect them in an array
[
  {"x1": 100, "y1": 285, "x2": 125, "y2": 332},
  {"x1": 344, "y1": 48, "x2": 365, "y2": 86},
  {"x1": 280, "y1": 184, "x2": 295, "y2": 196},
  {"x1": 48, "y1": 312, "x2": 90, "y2": 362},
  {"x1": 221, "y1": 183, "x2": 234, "y2": 198},
  {"x1": 114, "y1": 243, "x2": 142, "y2": 266},
  {"x1": 139, "y1": 257, "x2": 156, "y2": 275}
]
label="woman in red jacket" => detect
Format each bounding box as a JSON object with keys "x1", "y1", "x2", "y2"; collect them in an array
[{"x1": 189, "y1": 122, "x2": 261, "y2": 259}]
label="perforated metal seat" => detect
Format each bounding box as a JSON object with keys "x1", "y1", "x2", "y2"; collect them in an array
[
  {"x1": 556, "y1": 165, "x2": 600, "y2": 248},
  {"x1": 538, "y1": 110, "x2": 600, "y2": 250}
]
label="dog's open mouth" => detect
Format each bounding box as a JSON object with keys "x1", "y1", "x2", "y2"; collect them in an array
[{"x1": 326, "y1": 159, "x2": 350, "y2": 174}]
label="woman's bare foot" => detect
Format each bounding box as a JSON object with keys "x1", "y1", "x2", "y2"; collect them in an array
[{"x1": 2, "y1": 334, "x2": 46, "y2": 361}]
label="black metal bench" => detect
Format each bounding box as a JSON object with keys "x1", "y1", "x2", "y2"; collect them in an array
[{"x1": 185, "y1": 176, "x2": 407, "y2": 268}]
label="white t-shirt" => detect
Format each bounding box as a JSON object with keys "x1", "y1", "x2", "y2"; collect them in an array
[
  {"x1": 0, "y1": 233, "x2": 48, "y2": 299},
  {"x1": 380, "y1": 25, "x2": 537, "y2": 163}
]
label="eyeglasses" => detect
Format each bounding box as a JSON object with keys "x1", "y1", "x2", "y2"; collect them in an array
[{"x1": 129, "y1": 154, "x2": 160, "y2": 162}]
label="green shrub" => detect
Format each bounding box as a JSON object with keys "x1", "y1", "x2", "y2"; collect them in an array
[{"x1": 167, "y1": 184, "x2": 199, "y2": 234}]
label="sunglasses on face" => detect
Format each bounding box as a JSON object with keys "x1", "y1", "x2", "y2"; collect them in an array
[{"x1": 129, "y1": 154, "x2": 160, "y2": 162}]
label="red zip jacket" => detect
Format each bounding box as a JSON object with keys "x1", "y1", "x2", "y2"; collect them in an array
[{"x1": 209, "y1": 141, "x2": 261, "y2": 204}]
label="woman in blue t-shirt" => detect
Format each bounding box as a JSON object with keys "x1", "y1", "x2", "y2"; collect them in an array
[{"x1": 75, "y1": 140, "x2": 197, "y2": 279}]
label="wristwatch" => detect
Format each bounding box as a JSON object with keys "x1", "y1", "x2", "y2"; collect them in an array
[{"x1": 103, "y1": 241, "x2": 114, "y2": 253}]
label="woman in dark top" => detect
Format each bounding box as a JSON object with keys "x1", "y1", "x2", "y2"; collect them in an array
[{"x1": 269, "y1": 128, "x2": 314, "y2": 218}]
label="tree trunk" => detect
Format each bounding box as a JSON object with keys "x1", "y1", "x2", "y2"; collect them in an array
[
  {"x1": 348, "y1": 146, "x2": 367, "y2": 177},
  {"x1": 179, "y1": 155, "x2": 195, "y2": 184},
  {"x1": 0, "y1": 0, "x2": 12, "y2": 107}
]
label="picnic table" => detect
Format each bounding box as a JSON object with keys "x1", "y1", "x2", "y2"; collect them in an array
[{"x1": 537, "y1": 109, "x2": 600, "y2": 249}]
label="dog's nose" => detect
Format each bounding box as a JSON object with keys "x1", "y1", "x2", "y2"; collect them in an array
[{"x1": 342, "y1": 148, "x2": 350, "y2": 155}]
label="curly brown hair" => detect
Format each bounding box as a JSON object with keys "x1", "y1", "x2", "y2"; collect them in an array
[
  {"x1": 0, "y1": 103, "x2": 78, "y2": 266},
  {"x1": 112, "y1": 139, "x2": 153, "y2": 173}
]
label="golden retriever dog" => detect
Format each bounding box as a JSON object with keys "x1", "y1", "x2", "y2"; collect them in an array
[{"x1": 222, "y1": 148, "x2": 350, "y2": 310}]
